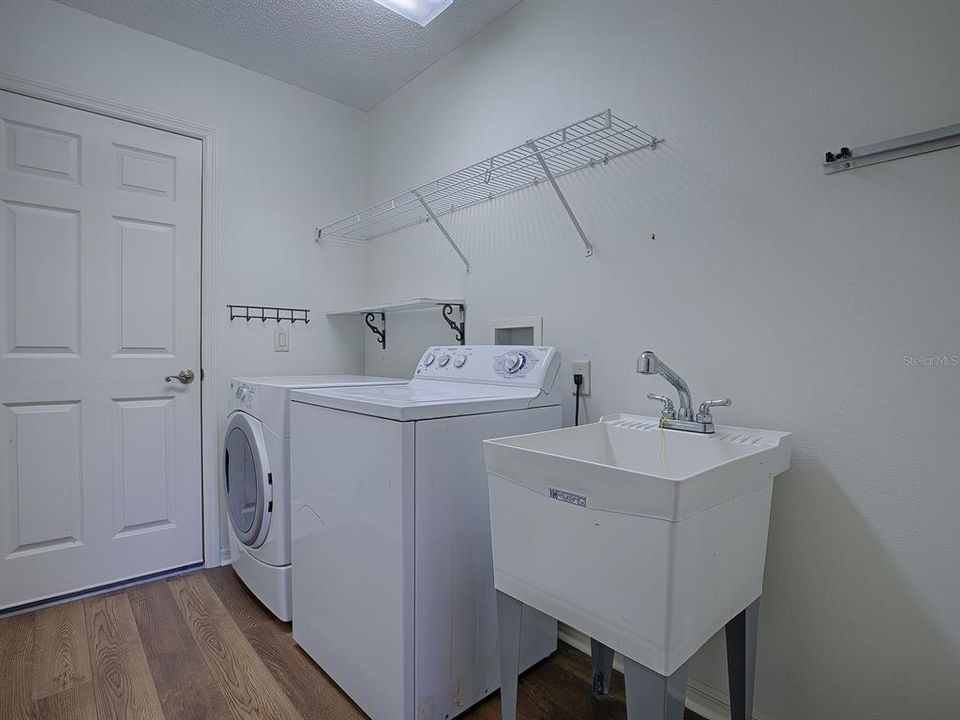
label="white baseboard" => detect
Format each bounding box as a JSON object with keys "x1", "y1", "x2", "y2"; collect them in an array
[
  {"x1": 0, "y1": 562, "x2": 202, "y2": 618},
  {"x1": 219, "y1": 547, "x2": 232, "y2": 566},
  {"x1": 557, "y1": 624, "x2": 771, "y2": 720}
]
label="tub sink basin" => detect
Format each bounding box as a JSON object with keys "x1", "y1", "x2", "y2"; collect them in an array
[{"x1": 484, "y1": 413, "x2": 790, "y2": 675}]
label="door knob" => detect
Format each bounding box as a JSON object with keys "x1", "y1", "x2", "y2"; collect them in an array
[{"x1": 165, "y1": 369, "x2": 196, "y2": 384}]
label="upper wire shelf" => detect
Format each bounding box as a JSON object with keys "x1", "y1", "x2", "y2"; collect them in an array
[{"x1": 316, "y1": 109, "x2": 661, "y2": 269}]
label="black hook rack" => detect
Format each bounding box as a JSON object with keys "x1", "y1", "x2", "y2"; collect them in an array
[
  {"x1": 441, "y1": 303, "x2": 465, "y2": 346},
  {"x1": 228, "y1": 305, "x2": 310, "y2": 323},
  {"x1": 365, "y1": 312, "x2": 386, "y2": 350}
]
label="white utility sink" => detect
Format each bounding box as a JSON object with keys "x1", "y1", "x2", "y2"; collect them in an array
[{"x1": 484, "y1": 413, "x2": 790, "y2": 676}]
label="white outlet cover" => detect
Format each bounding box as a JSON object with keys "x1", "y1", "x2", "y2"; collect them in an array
[{"x1": 274, "y1": 326, "x2": 290, "y2": 352}]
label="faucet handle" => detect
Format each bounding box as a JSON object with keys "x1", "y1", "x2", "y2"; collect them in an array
[
  {"x1": 696, "y1": 398, "x2": 731, "y2": 423},
  {"x1": 647, "y1": 393, "x2": 676, "y2": 419}
]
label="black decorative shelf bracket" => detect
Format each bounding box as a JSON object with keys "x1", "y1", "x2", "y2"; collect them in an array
[
  {"x1": 228, "y1": 304, "x2": 310, "y2": 323},
  {"x1": 365, "y1": 312, "x2": 386, "y2": 350},
  {"x1": 441, "y1": 303, "x2": 465, "y2": 345}
]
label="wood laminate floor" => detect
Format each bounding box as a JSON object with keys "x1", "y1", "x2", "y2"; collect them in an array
[{"x1": 0, "y1": 568, "x2": 705, "y2": 720}]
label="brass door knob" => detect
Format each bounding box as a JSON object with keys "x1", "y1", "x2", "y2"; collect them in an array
[{"x1": 165, "y1": 369, "x2": 196, "y2": 384}]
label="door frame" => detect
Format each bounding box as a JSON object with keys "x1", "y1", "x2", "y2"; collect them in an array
[{"x1": 0, "y1": 71, "x2": 223, "y2": 568}]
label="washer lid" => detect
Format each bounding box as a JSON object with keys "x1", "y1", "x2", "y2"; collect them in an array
[
  {"x1": 290, "y1": 380, "x2": 545, "y2": 422},
  {"x1": 223, "y1": 412, "x2": 272, "y2": 548},
  {"x1": 232, "y1": 374, "x2": 404, "y2": 388}
]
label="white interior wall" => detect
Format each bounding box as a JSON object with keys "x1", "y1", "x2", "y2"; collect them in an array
[
  {"x1": 2, "y1": 1, "x2": 958, "y2": 717},
  {"x1": 0, "y1": 0, "x2": 370, "y2": 553},
  {"x1": 363, "y1": 1, "x2": 960, "y2": 718}
]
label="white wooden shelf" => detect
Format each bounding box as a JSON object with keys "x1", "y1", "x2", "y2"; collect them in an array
[
  {"x1": 327, "y1": 298, "x2": 465, "y2": 350},
  {"x1": 325, "y1": 297, "x2": 464, "y2": 316}
]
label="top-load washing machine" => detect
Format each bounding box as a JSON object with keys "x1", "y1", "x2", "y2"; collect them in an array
[
  {"x1": 223, "y1": 375, "x2": 404, "y2": 621},
  {"x1": 289, "y1": 347, "x2": 563, "y2": 719}
]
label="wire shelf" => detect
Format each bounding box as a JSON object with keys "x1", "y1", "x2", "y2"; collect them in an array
[{"x1": 318, "y1": 109, "x2": 660, "y2": 244}]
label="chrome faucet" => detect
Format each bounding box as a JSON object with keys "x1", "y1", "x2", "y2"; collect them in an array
[{"x1": 637, "y1": 350, "x2": 731, "y2": 434}]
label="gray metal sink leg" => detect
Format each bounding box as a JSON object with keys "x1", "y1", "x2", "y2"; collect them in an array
[
  {"x1": 496, "y1": 590, "x2": 523, "y2": 720},
  {"x1": 591, "y1": 638, "x2": 615, "y2": 697},
  {"x1": 725, "y1": 597, "x2": 760, "y2": 720},
  {"x1": 624, "y1": 657, "x2": 689, "y2": 720}
]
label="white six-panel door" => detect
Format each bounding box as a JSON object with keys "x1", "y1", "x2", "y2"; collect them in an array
[{"x1": 0, "y1": 90, "x2": 203, "y2": 609}]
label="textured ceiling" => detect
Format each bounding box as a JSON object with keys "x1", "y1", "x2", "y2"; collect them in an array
[{"x1": 54, "y1": 0, "x2": 521, "y2": 110}]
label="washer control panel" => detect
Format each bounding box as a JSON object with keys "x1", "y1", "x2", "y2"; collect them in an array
[
  {"x1": 496, "y1": 349, "x2": 533, "y2": 377},
  {"x1": 230, "y1": 381, "x2": 258, "y2": 411},
  {"x1": 415, "y1": 345, "x2": 560, "y2": 392}
]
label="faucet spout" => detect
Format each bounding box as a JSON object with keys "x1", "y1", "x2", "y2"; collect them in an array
[{"x1": 637, "y1": 351, "x2": 693, "y2": 420}]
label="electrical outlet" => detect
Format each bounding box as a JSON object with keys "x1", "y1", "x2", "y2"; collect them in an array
[
  {"x1": 572, "y1": 360, "x2": 591, "y2": 396},
  {"x1": 274, "y1": 326, "x2": 290, "y2": 352}
]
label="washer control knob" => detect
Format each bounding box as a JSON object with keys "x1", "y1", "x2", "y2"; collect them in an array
[
  {"x1": 236, "y1": 385, "x2": 248, "y2": 401},
  {"x1": 437, "y1": 354, "x2": 451, "y2": 367},
  {"x1": 503, "y1": 351, "x2": 526, "y2": 374},
  {"x1": 423, "y1": 352, "x2": 436, "y2": 367},
  {"x1": 453, "y1": 354, "x2": 467, "y2": 368}
]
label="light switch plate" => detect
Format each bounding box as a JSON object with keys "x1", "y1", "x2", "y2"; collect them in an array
[
  {"x1": 274, "y1": 326, "x2": 290, "y2": 352},
  {"x1": 572, "y1": 360, "x2": 590, "y2": 396}
]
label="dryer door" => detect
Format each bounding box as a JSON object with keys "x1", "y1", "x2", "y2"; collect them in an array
[{"x1": 223, "y1": 412, "x2": 272, "y2": 548}]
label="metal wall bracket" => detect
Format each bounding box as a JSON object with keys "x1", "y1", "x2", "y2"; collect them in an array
[
  {"x1": 526, "y1": 139, "x2": 594, "y2": 257},
  {"x1": 365, "y1": 312, "x2": 386, "y2": 350},
  {"x1": 412, "y1": 190, "x2": 471, "y2": 272},
  {"x1": 824, "y1": 122, "x2": 960, "y2": 174},
  {"x1": 441, "y1": 303, "x2": 465, "y2": 345}
]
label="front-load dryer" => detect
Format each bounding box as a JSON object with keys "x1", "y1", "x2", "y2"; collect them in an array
[{"x1": 223, "y1": 375, "x2": 404, "y2": 621}]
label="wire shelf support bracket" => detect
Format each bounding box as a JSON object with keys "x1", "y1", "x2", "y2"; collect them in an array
[
  {"x1": 316, "y1": 109, "x2": 662, "y2": 265},
  {"x1": 413, "y1": 190, "x2": 471, "y2": 272},
  {"x1": 824, "y1": 122, "x2": 960, "y2": 174},
  {"x1": 527, "y1": 138, "x2": 593, "y2": 257},
  {"x1": 228, "y1": 305, "x2": 310, "y2": 323}
]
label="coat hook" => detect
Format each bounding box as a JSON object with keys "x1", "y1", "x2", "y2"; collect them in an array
[{"x1": 228, "y1": 304, "x2": 311, "y2": 324}]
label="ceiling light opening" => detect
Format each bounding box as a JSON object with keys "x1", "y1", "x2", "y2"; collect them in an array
[{"x1": 373, "y1": 0, "x2": 454, "y2": 27}]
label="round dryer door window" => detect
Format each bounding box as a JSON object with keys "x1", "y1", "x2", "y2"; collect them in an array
[{"x1": 223, "y1": 412, "x2": 272, "y2": 548}]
